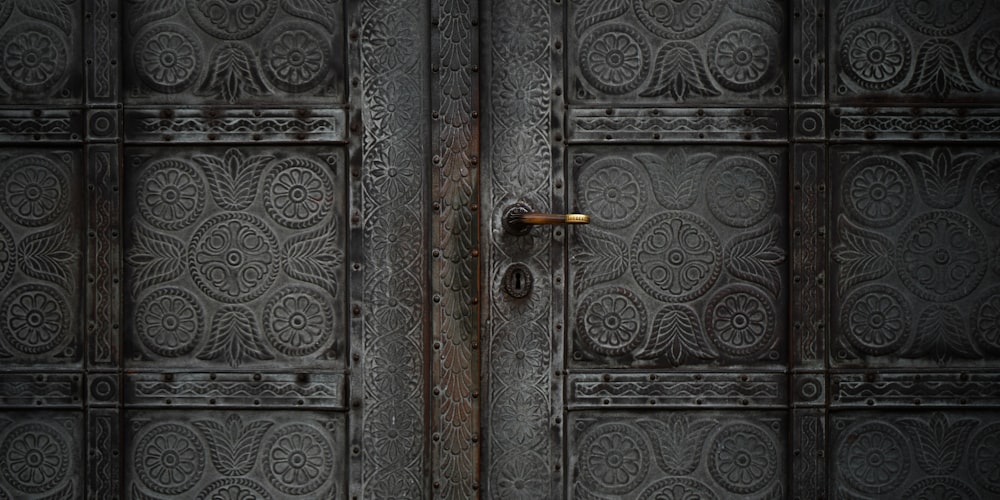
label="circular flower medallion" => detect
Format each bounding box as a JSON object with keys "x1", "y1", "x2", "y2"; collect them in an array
[
  {"x1": 897, "y1": 211, "x2": 987, "y2": 302},
  {"x1": 369, "y1": 337, "x2": 420, "y2": 397},
  {"x1": 841, "y1": 285, "x2": 910, "y2": 356},
  {"x1": 493, "y1": 388, "x2": 547, "y2": 448},
  {"x1": 196, "y1": 478, "x2": 273, "y2": 500},
  {"x1": 263, "y1": 423, "x2": 333, "y2": 495},
  {"x1": 363, "y1": 403, "x2": 420, "y2": 466},
  {"x1": 631, "y1": 212, "x2": 722, "y2": 302},
  {"x1": 1, "y1": 155, "x2": 68, "y2": 227},
  {"x1": 896, "y1": 0, "x2": 984, "y2": 37},
  {"x1": 492, "y1": 322, "x2": 548, "y2": 383},
  {"x1": 903, "y1": 477, "x2": 980, "y2": 499},
  {"x1": 706, "y1": 156, "x2": 775, "y2": 228},
  {"x1": 971, "y1": 26, "x2": 1000, "y2": 88},
  {"x1": 264, "y1": 158, "x2": 334, "y2": 229},
  {"x1": 632, "y1": 0, "x2": 724, "y2": 40},
  {"x1": 708, "y1": 423, "x2": 777, "y2": 494},
  {"x1": 841, "y1": 22, "x2": 911, "y2": 90},
  {"x1": 264, "y1": 287, "x2": 332, "y2": 357},
  {"x1": 839, "y1": 421, "x2": 910, "y2": 494},
  {"x1": 492, "y1": 453, "x2": 547, "y2": 500},
  {"x1": 136, "y1": 288, "x2": 204, "y2": 358},
  {"x1": 638, "y1": 477, "x2": 718, "y2": 500},
  {"x1": 842, "y1": 157, "x2": 913, "y2": 227},
  {"x1": 186, "y1": 0, "x2": 277, "y2": 40},
  {"x1": 709, "y1": 22, "x2": 777, "y2": 92},
  {"x1": 133, "y1": 25, "x2": 203, "y2": 94},
  {"x1": 577, "y1": 157, "x2": 645, "y2": 227},
  {"x1": 974, "y1": 288, "x2": 1000, "y2": 355},
  {"x1": 189, "y1": 213, "x2": 280, "y2": 303},
  {"x1": 0, "y1": 423, "x2": 69, "y2": 494},
  {"x1": 970, "y1": 422, "x2": 1000, "y2": 493},
  {"x1": 0, "y1": 24, "x2": 68, "y2": 94},
  {"x1": 134, "y1": 423, "x2": 205, "y2": 495},
  {"x1": 579, "y1": 24, "x2": 650, "y2": 95},
  {"x1": 262, "y1": 24, "x2": 329, "y2": 93},
  {"x1": 1, "y1": 284, "x2": 69, "y2": 355},
  {"x1": 973, "y1": 158, "x2": 1000, "y2": 226},
  {"x1": 705, "y1": 285, "x2": 776, "y2": 358},
  {"x1": 576, "y1": 287, "x2": 647, "y2": 357},
  {"x1": 578, "y1": 423, "x2": 650, "y2": 495},
  {"x1": 0, "y1": 223, "x2": 15, "y2": 291},
  {"x1": 137, "y1": 159, "x2": 206, "y2": 230}
]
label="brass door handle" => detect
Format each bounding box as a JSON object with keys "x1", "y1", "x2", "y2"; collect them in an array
[{"x1": 503, "y1": 204, "x2": 589, "y2": 235}]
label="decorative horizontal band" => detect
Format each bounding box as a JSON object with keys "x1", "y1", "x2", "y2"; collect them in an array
[
  {"x1": 831, "y1": 108, "x2": 1000, "y2": 141},
  {"x1": 125, "y1": 108, "x2": 347, "y2": 143},
  {"x1": 0, "y1": 373, "x2": 82, "y2": 408},
  {"x1": 125, "y1": 372, "x2": 346, "y2": 409},
  {"x1": 568, "y1": 372, "x2": 787, "y2": 408},
  {"x1": 0, "y1": 109, "x2": 84, "y2": 143},
  {"x1": 832, "y1": 372, "x2": 1000, "y2": 407},
  {"x1": 567, "y1": 108, "x2": 787, "y2": 143}
]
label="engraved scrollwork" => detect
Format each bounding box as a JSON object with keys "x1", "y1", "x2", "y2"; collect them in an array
[
  {"x1": 0, "y1": 423, "x2": 69, "y2": 494},
  {"x1": 970, "y1": 422, "x2": 1000, "y2": 493},
  {"x1": 708, "y1": 422, "x2": 778, "y2": 494},
  {"x1": 262, "y1": 23, "x2": 330, "y2": 93},
  {"x1": 842, "y1": 156, "x2": 913, "y2": 228},
  {"x1": 188, "y1": 213, "x2": 280, "y2": 303},
  {"x1": 263, "y1": 423, "x2": 333, "y2": 495},
  {"x1": 576, "y1": 287, "x2": 647, "y2": 357},
  {"x1": 972, "y1": 158, "x2": 1000, "y2": 226},
  {"x1": 838, "y1": 421, "x2": 910, "y2": 494},
  {"x1": 840, "y1": 21, "x2": 911, "y2": 91},
  {"x1": 631, "y1": 212, "x2": 721, "y2": 302},
  {"x1": 263, "y1": 157, "x2": 334, "y2": 229},
  {"x1": 133, "y1": 24, "x2": 203, "y2": 94},
  {"x1": 971, "y1": 25, "x2": 1000, "y2": 88},
  {"x1": 577, "y1": 156, "x2": 646, "y2": 228},
  {"x1": 1, "y1": 155, "x2": 69, "y2": 228},
  {"x1": 137, "y1": 159, "x2": 206, "y2": 231},
  {"x1": 632, "y1": 0, "x2": 723, "y2": 40},
  {"x1": 705, "y1": 285, "x2": 776, "y2": 358},
  {"x1": 896, "y1": 0, "x2": 984, "y2": 37},
  {"x1": 708, "y1": 21, "x2": 777, "y2": 92},
  {"x1": 896, "y1": 211, "x2": 987, "y2": 302},
  {"x1": 186, "y1": 0, "x2": 277, "y2": 40},
  {"x1": 579, "y1": 24, "x2": 650, "y2": 95},
  {"x1": 841, "y1": 285, "x2": 910, "y2": 356},
  {"x1": 0, "y1": 284, "x2": 69, "y2": 355},
  {"x1": 136, "y1": 288, "x2": 204, "y2": 358},
  {"x1": 0, "y1": 23, "x2": 68, "y2": 94},
  {"x1": 706, "y1": 156, "x2": 775, "y2": 228},
  {"x1": 577, "y1": 422, "x2": 650, "y2": 495},
  {"x1": 263, "y1": 286, "x2": 332, "y2": 357},
  {"x1": 134, "y1": 423, "x2": 206, "y2": 495}
]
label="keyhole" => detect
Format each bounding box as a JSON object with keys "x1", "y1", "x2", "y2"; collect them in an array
[
  {"x1": 513, "y1": 269, "x2": 524, "y2": 292},
  {"x1": 503, "y1": 264, "x2": 532, "y2": 298}
]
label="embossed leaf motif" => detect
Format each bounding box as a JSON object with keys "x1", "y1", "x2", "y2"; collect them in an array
[
  {"x1": 899, "y1": 413, "x2": 977, "y2": 475},
  {"x1": 571, "y1": 227, "x2": 627, "y2": 293},
  {"x1": 126, "y1": 224, "x2": 185, "y2": 295},
  {"x1": 903, "y1": 38, "x2": 981, "y2": 96},
  {"x1": 199, "y1": 43, "x2": 269, "y2": 103},
  {"x1": 833, "y1": 215, "x2": 892, "y2": 297},
  {"x1": 901, "y1": 148, "x2": 979, "y2": 209},
  {"x1": 635, "y1": 149, "x2": 714, "y2": 210},
  {"x1": 903, "y1": 305, "x2": 979, "y2": 363},
  {"x1": 283, "y1": 222, "x2": 342, "y2": 297},
  {"x1": 574, "y1": 0, "x2": 628, "y2": 35},
  {"x1": 637, "y1": 304, "x2": 717, "y2": 364},
  {"x1": 194, "y1": 149, "x2": 273, "y2": 210},
  {"x1": 637, "y1": 417, "x2": 716, "y2": 475},
  {"x1": 639, "y1": 43, "x2": 720, "y2": 100},
  {"x1": 15, "y1": 0, "x2": 73, "y2": 35},
  {"x1": 18, "y1": 225, "x2": 76, "y2": 292},
  {"x1": 126, "y1": 0, "x2": 182, "y2": 35},
  {"x1": 197, "y1": 306, "x2": 273, "y2": 367},
  {"x1": 193, "y1": 415, "x2": 273, "y2": 476},
  {"x1": 731, "y1": 0, "x2": 784, "y2": 30},
  {"x1": 836, "y1": 0, "x2": 890, "y2": 30},
  {"x1": 281, "y1": 0, "x2": 339, "y2": 33},
  {"x1": 725, "y1": 217, "x2": 786, "y2": 296}
]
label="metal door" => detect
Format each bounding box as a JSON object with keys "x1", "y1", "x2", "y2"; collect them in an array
[{"x1": 483, "y1": 1, "x2": 1000, "y2": 499}]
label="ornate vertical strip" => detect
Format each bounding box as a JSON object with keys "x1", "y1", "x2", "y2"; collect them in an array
[
  {"x1": 432, "y1": 0, "x2": 479, "y2": 497},
  {"x1": 793, "y1": 0, "x2": 825, "y2": 104},
  {"x1": 358, "y1": 0, "x2": 430, "y2": 497},
  {"x1": 483, "y1": 0, "x2": 553, "y2": 498},
  {"x1": 86, "y1": 0, "x2": 120, "y2": 104},
  {"x1": 792, "y1": 145, "x2": 826, "y2": 367},
  {"x1": 792, "y1": 409, "x2": 826, "y2": 500},
  {"x1": 86, "y1": 145, "x2": 121, "y2": 368}
]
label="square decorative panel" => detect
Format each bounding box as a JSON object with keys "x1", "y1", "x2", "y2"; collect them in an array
[
  {"x1": 568, "y1": 146, "x2": 789, "y2": 368},
  {"x1": 125, "y1": 410, "x2": 344, "y2": 499},
  {"x1": 831, "y1": 145, "x2": 1000, "y2": 366},
  {"x1": 0, "y1": 411, "x2": 83, "y2": 498},
  {"x1": 0, "y1": 149, "x2": 83, "y2": 366},
  {"x1": 123, "y1": 146, "x2": 346, "y2": 369},
  {"x1": 0, "y1": 0, "x2": 84, "y2": 104},
  {"x1": 567, "y1": 0, "x2": 787, "y2": 105},
  {"x1": 123, "y1": 1, "x2": 346, "y2": 104}
]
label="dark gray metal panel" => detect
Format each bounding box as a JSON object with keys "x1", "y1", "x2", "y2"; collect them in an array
[
  {"x1": 0, "y1": 0, "x2": 85, "y2": 106},
  {"x1": 0, "y1": 411, "x2": 84, "y2": 499}
]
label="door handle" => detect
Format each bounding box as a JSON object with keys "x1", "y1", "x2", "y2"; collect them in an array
[{"x1": 503, "y1": 203, "x2": 589, "y2": 235}]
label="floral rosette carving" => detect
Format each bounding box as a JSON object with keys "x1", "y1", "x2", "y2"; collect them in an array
[
  {"x1": 134, "y1": 423, "x2": 205, "y2": 495},
  {"x1": 186, "y1": 0, "x2": 277, "y2": 40},
  {"x1": 632, "y1": 0, "x2": 724, "y2": 40},
  {"x1": 972, "y1": 158, "x2": 1000, "y2": 226},
  {"x1": 136, "y1": 288, "x2": 204, "y2": 358},
  {"x1": 840, "y1": 285, "x2": 910, "y2": 356},
  {"x1": 0, "y1": 23, "x2": 68, "y2": 94},
  {"x1": 264, "y1": 157, "x2": 334, "y2": 229},
  {"x1": 840, "y1": 22, "x2": 911, "y2": 91},
  {"x1": 136, "y1": 159, "x2": 206, "y2": 230},
  {"x1": 576, "y1": 156, "x2": 646, "y2": 228},
  {"x1": 971, "y1": 26, "x2": 1000, "y2": 88},
  {"x1": 842, "y1": 157, "x2": 913, "y2": 228},
  {"x1": 579, "y1": 24, "x2": 650, "y2": 95},
  {"x1": 974, "y1": 288, "x2": 1000, "y2": 355},
  {"x1": 577, "y1": 423, "x2": 650, "y2": 495},
  {"x1": 262, "y1": 24, "x2": 330, "y2": 93},
  {"x1": 0, "y1": 423, "x2": 69, "y2": 494},
  {"x1": 263, "y1": 423, "x2": 333, "y2": 495},
  {"x1": 576, "y1": 287, "x2": 647, "y2": 357},
  {"x1": 706, "y1": 156, "x2": 775, "y2": 228},
  {"x1": 708, "y1": 21, "x2": 777, "y2": 92},
  {"x1": 896, "y1": 211, "x2": 987, "y2": 302},
  {"x1": 1, "y1": 155, "x2": 69, "y2": 228},
  {"x1": 188, "y1": 213, "x2": 279, "y2": 303},
  {"x1": 363, "y1": 403, "x2": 421, "y2": 467},
  {"x1": 264, "y1": 286, "x2": 332, "y2": 357},
  {"x1": 133, "y1": 24, "x2": 203, "y2": 94},
  {"x1": 838, "y1": 421, "x2": 910, "y2": 494},
  {"x1": 637, "y1": 477, "x2": 718, "y2": 500},
  {"x1": 195, "y1": 478, "x2": 274, "y2": 500},
  {"x1": 705, "y1": 285, "x2": 776, "y2": 358},
  {"x1": 896, "y1": 0, "x2": 984, "y2": 37},
  {"x1": 708, "y1": 423, "x2": 778, "y2": 494},
  {"x1": 970, "y1": 422, "x2": 1000, "y2": 493},
  {"x1": 1, "y1": 284, "x2": 69, "y2": 355},
  {"x1": 631, "y1": 212, "x2": 722, "y2": 302}
]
